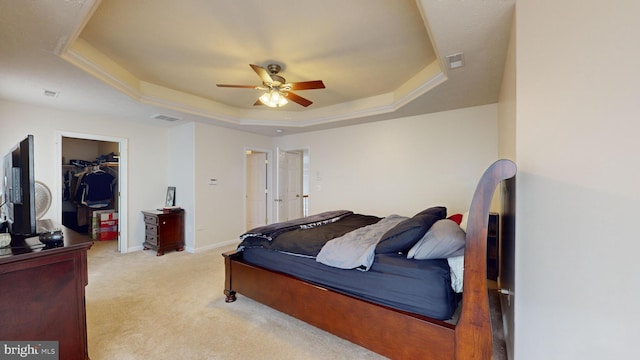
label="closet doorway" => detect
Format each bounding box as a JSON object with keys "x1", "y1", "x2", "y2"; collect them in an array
[{"x1": 56, "y1": 132, "x2": 128, "y2": 253}]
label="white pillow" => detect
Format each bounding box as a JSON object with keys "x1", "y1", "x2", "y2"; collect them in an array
[
  {"x1": 447, "y1": 255, "x2": 464, "y2": 293},
  {"x1": 406, "y1": 219, "x2": 466, "y2": 260},
  {"x1": 459, "y1": 211, "x2": 470, "y2": 232}
]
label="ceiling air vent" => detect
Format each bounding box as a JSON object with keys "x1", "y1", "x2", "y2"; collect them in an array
[
  {"x1": 152, "y1": 114, "x2": 181, "y2": 122},
  {"x1": 446, "y1": 52, "x2": 465, "y2": 69}
]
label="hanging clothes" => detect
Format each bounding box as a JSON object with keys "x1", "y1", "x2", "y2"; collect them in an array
[{"x1": 78, "y1": 168, "x2": 116, "y2": 209}]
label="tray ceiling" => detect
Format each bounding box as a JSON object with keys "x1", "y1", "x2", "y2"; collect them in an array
[{"x1": 0, "y1": 0, "x2": 515, "y2": 135}]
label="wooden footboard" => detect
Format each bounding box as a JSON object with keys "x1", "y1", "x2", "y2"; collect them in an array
[
  {"x1": 223, "y1": 159, "x2": 516, "y2": 360},
  {"x1": 223, "y1": 249, "x2": 456, "y2": 359}
]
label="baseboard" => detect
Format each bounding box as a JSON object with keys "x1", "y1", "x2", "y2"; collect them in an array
[
  {"x1": 188, "y1": 239, "x2": 239, "y2": 253},
  {"x1": 125, "y1": 239, "x2": 238, "y2": 254},
  {"x1": 126, "y1": 245, "x2": 144, "y2": 253}
]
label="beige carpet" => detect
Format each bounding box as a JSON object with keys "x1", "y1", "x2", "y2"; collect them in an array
[{"x1": 86, "y1": 240, "x2": 386, "y2": 360}]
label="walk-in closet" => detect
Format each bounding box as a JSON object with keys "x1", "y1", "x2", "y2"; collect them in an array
[{"x1": 61, "y1": 137, "x2": 119, "y2": 240}]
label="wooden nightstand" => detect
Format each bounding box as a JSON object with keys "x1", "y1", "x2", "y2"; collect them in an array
[{"x1": 142, "y1": 209, "x2": 185, "y2": 256}]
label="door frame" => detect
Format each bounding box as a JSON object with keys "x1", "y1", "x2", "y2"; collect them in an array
[
  {"x1": 55, "y1": 131, "x2": 129, "y2": 253},
  {"x1": 244, "y1": 147, "x2": 273, "y2": 228}
]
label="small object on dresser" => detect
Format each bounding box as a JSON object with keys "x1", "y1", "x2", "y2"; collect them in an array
[
  {"x1": 39, "y1": 229, "x2": 64, "y2": 247},
  {"x1": 0, "y1": 233, "x2": 10, "y2": 248}
]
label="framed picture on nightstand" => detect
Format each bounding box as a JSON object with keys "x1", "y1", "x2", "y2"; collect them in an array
[{"x1": 165, "y1": 186, "x2": 176, "y2": 207}]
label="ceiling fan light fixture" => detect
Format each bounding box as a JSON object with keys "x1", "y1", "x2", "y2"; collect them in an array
[
  {"x1": 259, "y1": 90, "x2": 288, "y2": 107},
  {"x1": 217, "y1": 64, "x2": 324, "y2": 107}
]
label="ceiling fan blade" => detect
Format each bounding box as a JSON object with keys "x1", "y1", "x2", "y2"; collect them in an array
[
  {"x1": 216, "y1": 84, "x2": 259, "y2": 89},
  {"x1": 253, "y1": 99, "x2": 263, "y2": 106},
  {"x1": 287, "y1": 80, "x2": 326, "y2": 90},
  {"x1": 250, "y1": 64, "x2": 274, "y2": 84},
  {"x1": 285, "y1": 91, "x2": 313, "y2": 107}
]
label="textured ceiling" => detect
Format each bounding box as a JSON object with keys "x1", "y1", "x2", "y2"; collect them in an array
[{"x1": 0, "y1": 0, "x2": 515, "y2": 136}]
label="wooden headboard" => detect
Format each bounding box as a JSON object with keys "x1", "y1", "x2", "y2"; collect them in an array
[{"x1": 455, "y1": 159, "x2": 517, "y2": 358}]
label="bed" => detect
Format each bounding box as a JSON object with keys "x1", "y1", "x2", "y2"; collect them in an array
[{"x1": 223, "y1": 159, "x2": 516, "y2": 359}]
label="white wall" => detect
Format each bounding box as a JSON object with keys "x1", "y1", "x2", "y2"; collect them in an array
[
  {"x1": 178, "y1": 104, "x2": 498, "y2": 251},
  {"x1": 498, "y1": 13, "x2": 516, "y2": 162},
  {"x1": 275, "y1": 104, "x2": 499, "y2": 218},
  {"x1": 192, "y1": 122, "x2": 272, "y2": 250},
  {"x1": 514, "y1": 1, "x2": 640, "y2": 359},
  {"x1": 0, "y1": 99, "x2": 169, "y2": 252},
  {"x1": 168, "y1": 122, "x2": 196, "y2": 251}
]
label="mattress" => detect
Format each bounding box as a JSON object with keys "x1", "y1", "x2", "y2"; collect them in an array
[{"x1": 242, "y1": 247, "x2": 460, "y2": 320}]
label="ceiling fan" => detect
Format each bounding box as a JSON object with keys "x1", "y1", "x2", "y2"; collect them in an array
[{"x1": 216, "y1": 64, "x2": 325, "y2": 108}]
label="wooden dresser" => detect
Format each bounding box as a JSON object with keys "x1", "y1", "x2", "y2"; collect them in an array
[
  {"x1": 0, "y1": 221, "x2": 93, "y2": 360},
  {"x1": 142, "y1": 209, "x2": 185, "y2": 256}
]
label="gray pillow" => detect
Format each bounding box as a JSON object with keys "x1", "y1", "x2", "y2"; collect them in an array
[
  {"x1": 375, "y1": 213, "x2": 442, "y2": 254},
  {"x1": 407, "y1": 219, "x2": 466, "y2": 259}
]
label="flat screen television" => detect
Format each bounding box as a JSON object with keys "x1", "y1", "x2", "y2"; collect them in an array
[{"x1": 2, "y1": 134, "x2": 37, "y2": 237}]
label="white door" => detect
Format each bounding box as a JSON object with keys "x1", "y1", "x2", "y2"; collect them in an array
[
  {"x1": 278, "y1": 150, "x2": 303, "y2": 221},
  {"x1": 246, "y1": 151, "x2": 267, "y2": 230}
]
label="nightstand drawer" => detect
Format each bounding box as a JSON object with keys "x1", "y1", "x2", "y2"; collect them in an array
[
  {"x1": 144, "y1": 214, "x2": 158, "y2": 225},
  {"x1": 145, "y1": 224, "x2": 158, "y2": 235},
  {"x1": 145, "y1": 234, "x2": 158, "y2": 245}
]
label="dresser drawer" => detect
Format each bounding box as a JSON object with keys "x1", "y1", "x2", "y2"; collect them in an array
[{"x1": 144, "y1": 214, "x2": 158, "y2": 225}]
